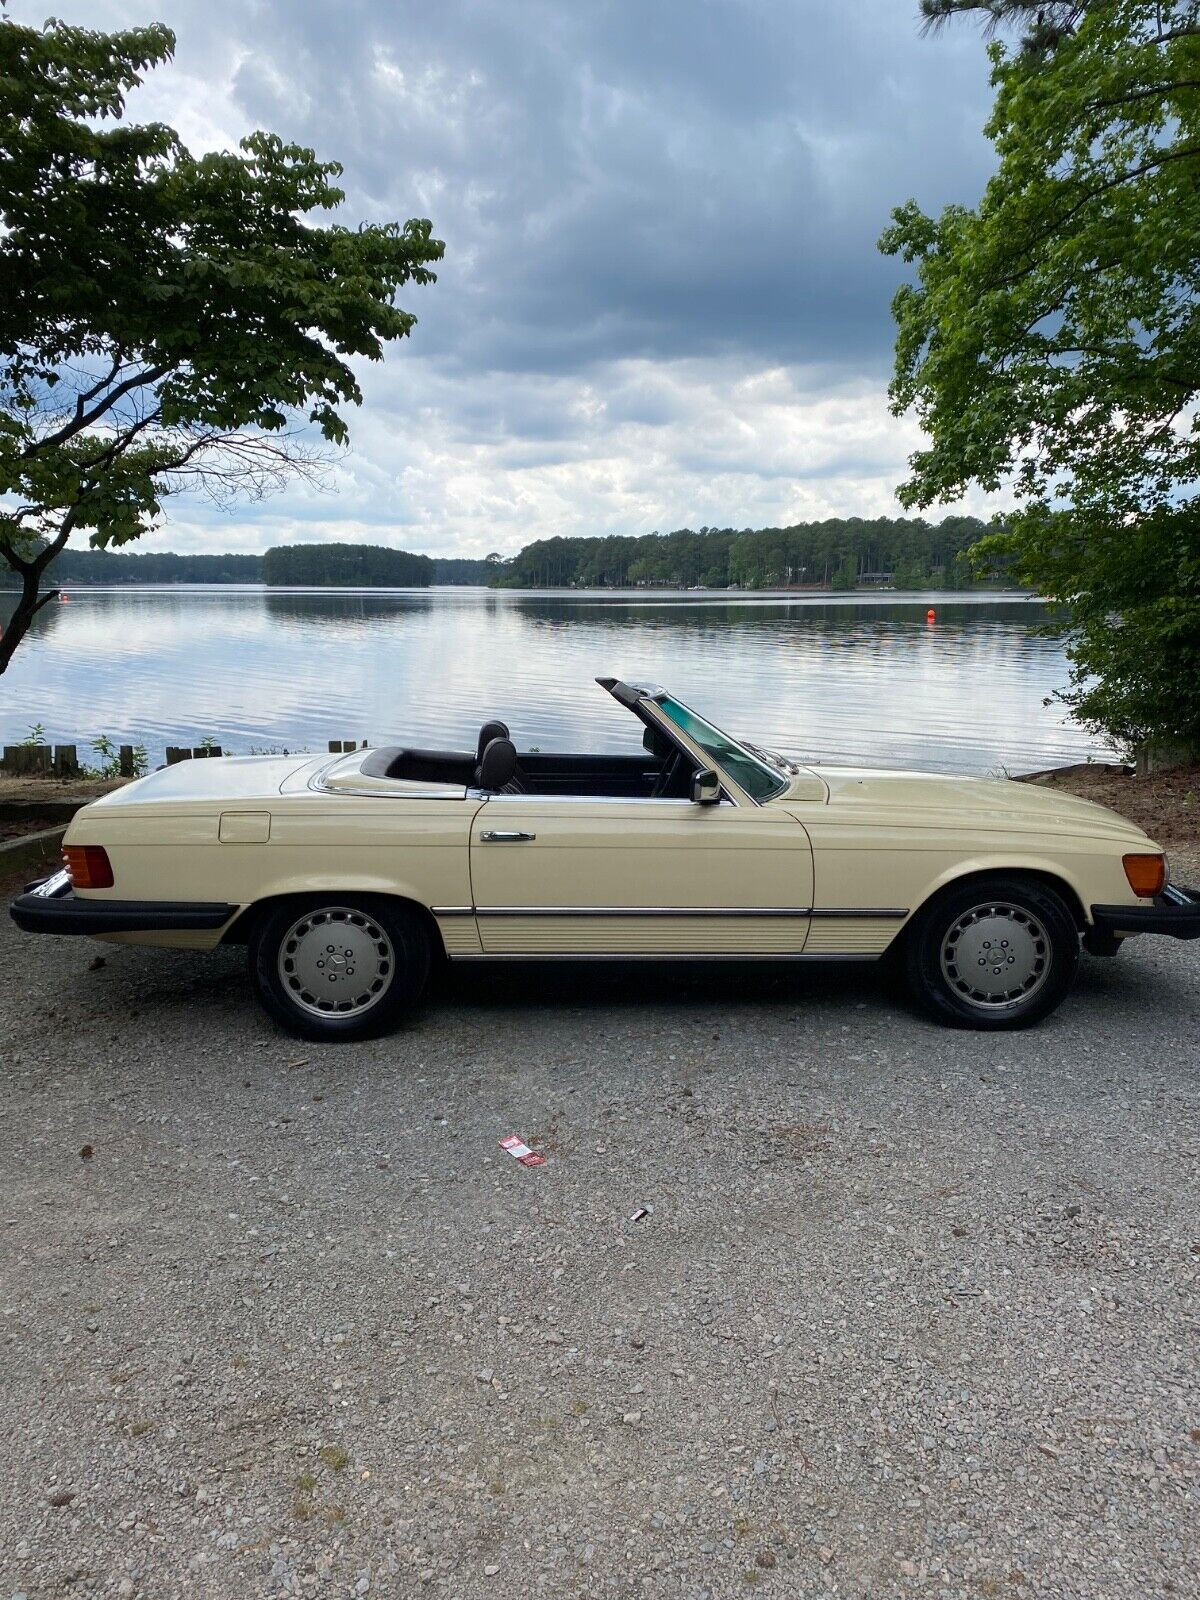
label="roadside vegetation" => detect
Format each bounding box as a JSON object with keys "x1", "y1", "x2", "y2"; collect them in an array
[
  {"x1": 882, "y1": 0, "x2": 1200, "y2": 755},
  {"x1": 13, "y1": 724, "x2": 147, "y2": 779}
]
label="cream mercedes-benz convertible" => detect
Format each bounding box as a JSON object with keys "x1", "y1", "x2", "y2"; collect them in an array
[{"x1": 11, "y1": 677, "x2": 1199, "y2": 1039}]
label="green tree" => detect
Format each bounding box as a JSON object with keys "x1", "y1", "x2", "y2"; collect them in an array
[
  {"x1": 881, "y1": 1, "x2": 1200, "y2": 752},
  {"x1": 830, "y1": 552, "x2": 859, "y2": 591},
  {"x1": 920, "y1": 3, "x2": 1094, "y2": 52},
  {"x1": 261, "y1": 543, "x2": 432, "y2": 586},
  {"x1": 0, "y1": 16, "x2": 442, "y2": 673}
]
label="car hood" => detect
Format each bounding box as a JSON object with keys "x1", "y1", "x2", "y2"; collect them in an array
[
  {"x1": 781, "y1": 765, "x2": 1154, "y2": 844},
  {"x1": 87, "y1": 753, "x2": 312, "y2": 809}
]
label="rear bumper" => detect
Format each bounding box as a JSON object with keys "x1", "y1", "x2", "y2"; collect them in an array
[
  {"x1": 1090, "y1": 884, "x2": 1200, "y2": 943},
  {"x1": 10, "y1": 870, "x2": 237, "y2": 937}
]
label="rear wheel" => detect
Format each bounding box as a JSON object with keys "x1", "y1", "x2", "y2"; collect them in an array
[
  {"x1": 903, "y1": 875, "x2": 1079, "y2": 1029},
  {"x1": 249, "y1": 896, "x2": 431, "y2": 1041}
]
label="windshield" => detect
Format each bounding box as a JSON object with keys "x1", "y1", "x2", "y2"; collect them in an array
[{"x1": 653, "y1": 695, "x2": 787, "y2": 802}]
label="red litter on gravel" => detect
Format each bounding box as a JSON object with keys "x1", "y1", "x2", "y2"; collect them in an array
[{"x1": 499, "y1": 1135, "x2": 545, "y2": 1167}]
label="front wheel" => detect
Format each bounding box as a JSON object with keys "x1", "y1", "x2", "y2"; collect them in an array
[
  {"x1": 903, "y1": 875, "x2": 1079, "y2": 1030},
  {"x1": 249, "y1": 896, "x2": 431, "y2": 1041}
]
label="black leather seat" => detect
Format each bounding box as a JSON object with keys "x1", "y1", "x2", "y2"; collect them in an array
[
  {"x1": 476, "y1": 720, "x2": 509, "y2": 762},
  {"x1": 475, "y1": 736, "x2": 526, "y2": 793}
]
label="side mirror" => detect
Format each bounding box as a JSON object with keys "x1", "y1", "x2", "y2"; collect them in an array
[{"x1": 690, "y1": 768, "x2": 721, "y2": 805}]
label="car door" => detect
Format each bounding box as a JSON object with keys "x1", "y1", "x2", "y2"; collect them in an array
[{"x1": 468, "y1": 794, "x2": 813, "y2": 955}]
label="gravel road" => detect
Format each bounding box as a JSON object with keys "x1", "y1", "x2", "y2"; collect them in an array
[{"x1": 1, "y1": 903, "x2": 1198, "y2": 1600}]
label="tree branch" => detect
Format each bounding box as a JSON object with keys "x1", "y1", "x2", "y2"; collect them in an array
[
  {"x1": 1084, "y1": 79, "x2": 1200, "y2": 115},
  {"x1": 76, "y1": 406, "x2": 164, "y2": 475},
  {"x1": 22, "y1": 361, "x2": 173, "y2": 457},
  {"x1": 76, "y1": 354, "x2": 123, "y2": 410},
  {"x1": 997, "y1": 144, "x2": 1200, "y2": 288}
]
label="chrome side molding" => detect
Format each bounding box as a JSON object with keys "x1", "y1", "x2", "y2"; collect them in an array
[{"x1": 472, "y1": 904, "x2": 812, "y2": 918}]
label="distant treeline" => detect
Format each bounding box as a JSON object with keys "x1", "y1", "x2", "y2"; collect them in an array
[
  {"x1": 261, "y1": 544, "x2": 433, "y2": 586},
  {"x1": 491, "y1": 516, "x2": 1006, "y2": 590},
  {"x1": 40, "y1": 548, "x2": 262, "y2": 584},
  {"x1": 16, "y1": 518, "x2": 1008, "y2": 593},
  {"x1": 27, "y1": 545, "x2": 494, "y2": 587}
]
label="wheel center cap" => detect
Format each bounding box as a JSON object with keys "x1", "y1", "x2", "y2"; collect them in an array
[{"x1": 315, "y1": 942, "x2": 357, "y2": 981}]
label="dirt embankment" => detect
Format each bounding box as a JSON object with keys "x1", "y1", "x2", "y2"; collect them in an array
[
  {"x1": 0, "y1": 775, "x2": 128, "y2": 805},
  {"x1": 0, "y1": 775, "x2": 130, "y2": 843}
]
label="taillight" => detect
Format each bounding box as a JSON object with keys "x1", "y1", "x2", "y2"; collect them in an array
[
  {"x1": 1123, "y1": 853, "x2": 1165, "y2": 898},
  {"x1": 63, "y1": 845, "x2": 114, "y2": 890}
]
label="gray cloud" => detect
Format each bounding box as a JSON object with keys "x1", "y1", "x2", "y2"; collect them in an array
[
  {"x1": 153, "y1": 0, "x2": 996, "y2": 375},
  {"x1": 43, "y1": 0, "x2": 1001, "y2": 552}
]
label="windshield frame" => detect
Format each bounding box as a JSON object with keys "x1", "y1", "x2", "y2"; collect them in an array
[
  {"x1": 594, "y1": 676, "x2": 792, "y2": 805},
  {"x1": 649, "y1": 693, "x2": 788, "y2": 803}
]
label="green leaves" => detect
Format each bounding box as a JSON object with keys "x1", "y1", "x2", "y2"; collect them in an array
[
  {"x1": 882, "y1": 0, "x2": 1200, "y2": 751},
  {"x1": 0, "y1": 11, "x2": 443, "y2": 673}
]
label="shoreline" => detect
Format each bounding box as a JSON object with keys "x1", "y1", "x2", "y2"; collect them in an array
[{"x1": 3, "y1": 581, "x2": 1036, "y2": 597}]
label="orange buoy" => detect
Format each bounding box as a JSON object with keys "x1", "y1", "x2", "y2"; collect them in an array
[
  {"x1": 60, "y1": 591, "x2": 70, "y2": 602},
  {"x1": 926, "y1": 607, "x2": 936, "y2": 623}
]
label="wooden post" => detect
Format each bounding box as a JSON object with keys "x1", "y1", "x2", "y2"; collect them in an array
[
  {"x1": 6, "y1": 744, "x2": 53, "y2": 776},
  {"x1": 328, "y1": 740, "x2": 343, "y2": 753},
  {"x1": 192, "y1": 745, "x2": 221, "y2": 759},
  {"x1": 1136, "y1": 738, "x2": 1198, "y2": 776},
  {"x1": 119, "y1": 745, "x2": 135, "y2": 777},
  {"x1": 165, "y1": 747, "x2": 191, "y2": 765},
  {"x1": 52, "y1": 745, "x2": 79, "y2": 778}
]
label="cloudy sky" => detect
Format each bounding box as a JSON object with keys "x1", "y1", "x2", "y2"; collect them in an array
[{"x1": 53, "y1": 0, "x2": 1000, "y2": 557}]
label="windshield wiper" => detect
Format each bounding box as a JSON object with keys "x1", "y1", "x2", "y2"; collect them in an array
[{"x1": 742, "y1": 740, "x2": 800, "y2": 776}]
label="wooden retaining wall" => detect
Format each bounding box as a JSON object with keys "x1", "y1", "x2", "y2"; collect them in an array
[{"x1": 2, "y1": 740, "x2": 371, "y2": 776}]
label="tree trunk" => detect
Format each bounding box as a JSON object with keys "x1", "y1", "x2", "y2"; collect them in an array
[
  {"x1": 0, "y1": 518, "x2": 74, "y2": 676},
  {"x1": 0, "y1": 561, "x2": 59, "y2": 677}
]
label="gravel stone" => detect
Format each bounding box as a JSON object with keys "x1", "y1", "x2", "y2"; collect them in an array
[{"x1": 0, "y1": 911, "x2": 1197, "y2": 1597}]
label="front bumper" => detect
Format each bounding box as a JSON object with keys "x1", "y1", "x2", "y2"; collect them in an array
[
  {"x1": 10, "y1": 870, "x2": 237, "y2": 937},
  {"x1": 1090, "y1": 883, "x2": 1200, "y2": 943}
]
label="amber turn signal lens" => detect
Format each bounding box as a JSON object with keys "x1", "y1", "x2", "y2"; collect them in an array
[
  {"x1": 1122, "y1": 853, "x2": 1165, "y2": 898},
  {"x1": 63, "y1": 845, "x2": 114, "y2": 890}
]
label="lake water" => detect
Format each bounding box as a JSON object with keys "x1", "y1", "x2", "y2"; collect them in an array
[{"x1": 0, "y1": 586, "x2": 1108, "y2": 775}]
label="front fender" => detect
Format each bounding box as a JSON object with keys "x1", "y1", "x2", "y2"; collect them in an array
[{"x1": 906, "y1": 851, "x2": 1134, "y2": 929}]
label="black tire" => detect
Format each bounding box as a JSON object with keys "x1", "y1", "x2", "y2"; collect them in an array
[
  {"x1": 902, "y1": 874, "x2": 1079, "y2": 1030},
  {"x1": 249, "y1": 895, "x2": 432, "y2": 1041}
]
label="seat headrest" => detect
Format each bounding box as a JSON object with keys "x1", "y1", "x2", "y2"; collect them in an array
[
  {"x1": 476, "y1": 736, "x2": 517, "y2": 791},
  {"x1": 476, "y1": 719, "x2": 510, "y2": 762}
]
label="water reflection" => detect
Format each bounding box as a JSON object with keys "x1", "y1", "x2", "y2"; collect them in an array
[{"x1": 0, "y1": 585, "x2": 1103, "y2": 774}]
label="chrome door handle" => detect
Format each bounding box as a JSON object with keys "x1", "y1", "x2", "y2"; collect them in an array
[{"x1": 480, "y1": 830, "x2": 536, "y2": 843}]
